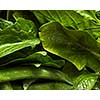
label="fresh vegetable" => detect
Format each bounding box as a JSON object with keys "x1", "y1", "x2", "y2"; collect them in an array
[{"x1": 0, "y1": 10, "x2": 100, "y2": 90}]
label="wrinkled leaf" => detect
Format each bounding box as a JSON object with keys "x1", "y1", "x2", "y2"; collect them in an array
[
  {"x1": 76, "y1": 10, "x2": 99, "y2": 22},
  {"x1": 0, "y1": 18, "x2": 13, "y2": 30},
  {"x1": 39, "y1": 21, "x2": 100, "y2": 72},
  {"x1": 12, "y1": 17, "x2": 38, "y2": 38},
  {"x1": 92, "y1": 78, "x2": 100, "y2": 90},
  {"x1": 62, "y1": 62, "x2": 82, "y2": 81},
  {"x1": 0, "y1": 39, "x2": 40, "y2": 58},
  {"x1": 33, "y1": 10, "x2": 84, "y2": 29},
  {"x1": 74, "y1": 73, "x2": 98, "y2": 90}
]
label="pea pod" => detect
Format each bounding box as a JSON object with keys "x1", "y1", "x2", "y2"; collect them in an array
[
  {"x1": 27, "y1": 82, "x2": 73, "y2": 90},
  {"x1": 0, "y1": 51, "x2": 65, "y2": 68},
  {"x1": 0, "y1": 66, "x2": 72, "y2": 85}
]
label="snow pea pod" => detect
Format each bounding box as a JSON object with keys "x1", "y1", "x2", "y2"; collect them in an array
[{"x1": 0, "y1": 66, "x2": 72, "y2": 85}]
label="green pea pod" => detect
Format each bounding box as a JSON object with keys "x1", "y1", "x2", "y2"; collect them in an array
[
  {"x1": 27, "y1": 82, "x2": 73, "y2": 90},
  {"x1": 0, "y1": 66, "x2": 73, "y2": 85},
  {"x1": 0, "y1": 51, "x2": 65, "y2": 69}
]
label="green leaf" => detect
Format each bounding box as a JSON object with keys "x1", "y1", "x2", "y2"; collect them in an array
[
  {"x1": 0, "y1": 18, "x2": 13, "y2": 30},
  {"x1": 12, "y1": 17, "x2": 38, "y2": 38},
  {"x1": 0, "y1": 39, "x2": 40, "y2": 58},
  {"x1": 92, "y1": 79, "x2": 100, "y2": 90},
  {"x1": 33, "y1": 10, "x2": 84, "y2": 29},
  {"x1": 76, "y1": 10, "x2": 99, "y2": 22},
  {"x1": 0, "y1": 17, "x2": 38, "y2": 45},
  {"x1": 39, "y1": 21, "x2": 100, "y2": 72},
  {"x1": 0, "y1": 17, "x2": 40, "y2": 59},
  {"x1": 62, "y1": 62, "x2": 82, "y2": 81},
  {"x1": 74, "y1": 74, "x2": 98, "y2": 90},
  {"x1": 33, "y1": 10, "x2": 100, "y2": 39}
]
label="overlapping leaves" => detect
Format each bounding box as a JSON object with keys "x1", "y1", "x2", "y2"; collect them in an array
[{"x1": 0, "y1": 10, "x2": 100, "y2": 90}]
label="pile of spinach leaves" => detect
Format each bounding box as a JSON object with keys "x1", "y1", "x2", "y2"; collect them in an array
[{"x1": 0, "y1": 10, "x2": 100, "y2": 90}]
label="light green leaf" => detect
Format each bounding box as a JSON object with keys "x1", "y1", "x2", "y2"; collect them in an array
[
  {"x1": 0, "y1": 39, "x2": 40, "y2": 58},
  {"x1": 12, "y1": 17, "x2": 38, "y2": 38},
  {"x1": 0, "y1": 17, "x2": 40, "y2": 60},
  {"x1": 0, "y1": 17, "x2": 38, "y2": 45},
  {"x1": 74, "y1": 74, "x2": 98, "y2": 90},
  {"x1": 76, "y1": 10, "x2": 99, "y2": 22},
  {"x1": 39, "y1": 21, "x2": 100, "y2": 72},
  {"x1": 33, "y1": 10, "x2": 84, "y2": 29}
]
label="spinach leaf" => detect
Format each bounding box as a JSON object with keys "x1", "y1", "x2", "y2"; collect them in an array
[
  {"x1": 39, "y1": 21, "x2": 100, "y2": 72},
  {"x1": 0, "y1": 18, "x2": 13, "y2": 30},
  {"x1": 33, "y1": 10, "x2": 84, "y2": 29},
  {"x1": 0, "y1": 39, "x2": 40, "y2": 58},
  {"x1": 73, "y1": 73, "x2": 98, "y2": 90}
]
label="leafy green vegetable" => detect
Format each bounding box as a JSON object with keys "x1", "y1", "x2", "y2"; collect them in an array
[
  {"x1": 0, "y1": 18, "x2": 13, "y2": 30},
  {"x1": 39, "y1": 21, "x2": 100, "y2": 72},
  {"x1": 0, "y1": 39, "x2": 40, "y2": 58},
  {"x1": 73, "y1": 73, "x2": 98, "y2": 90},
  {"x1": 0, "y1": 10, "x2": 100, "y2": 90},
  {"x1": 33, "y1": 10, "x2": 84, "y2": 29}
]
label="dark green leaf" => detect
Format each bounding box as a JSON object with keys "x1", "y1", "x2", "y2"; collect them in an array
[
  {"x1": 62, "y1": 62, "x2": 82, "y2": 81},
  {"x1": 0, "y1": 18, "x2": 13, "y2": 30},
  {"x1": 39, "y1": 21, "x2": 100, "y2": 72}
]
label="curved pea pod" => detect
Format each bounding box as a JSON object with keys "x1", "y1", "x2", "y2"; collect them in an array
[
  {"x1": 73, "y1": 73, "x2": 98, "y2": 90},
  {"x1": 0, "y1": 66, "x2": 73, "y2": 85},
  {"x1": 0, "y1": 51, "x2": 65, "y2": 69},
  {"x1": 27, "y1": 82, "x2": 73, "y2": 90},
  {"x1": 23, "y1": 51, "x2": 65, "y2": 68}
]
